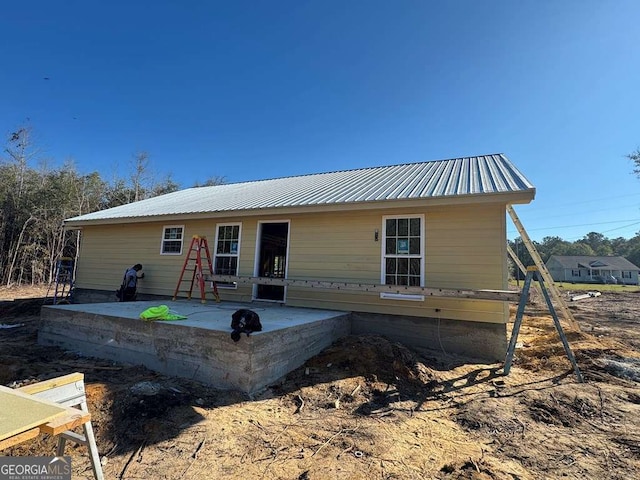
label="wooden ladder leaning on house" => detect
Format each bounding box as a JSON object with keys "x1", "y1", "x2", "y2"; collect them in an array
[
  {"x1": 507, "y1": 205, "x2": 580, "y2": 332},
  {"x1": 172, "y1": 235, "x2": 220, "y2": 303}
]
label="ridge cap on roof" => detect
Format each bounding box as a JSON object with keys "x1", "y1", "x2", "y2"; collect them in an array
[{"x1": 215, "y1": 153, "x2": 507, "y2": 187}]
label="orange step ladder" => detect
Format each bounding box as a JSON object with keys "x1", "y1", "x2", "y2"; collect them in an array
[{"x1": 172, "y1": 235, "x2": 220, "y2": 303}]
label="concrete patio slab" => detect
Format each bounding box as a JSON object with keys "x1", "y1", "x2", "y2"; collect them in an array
[{"x1": 39, "y1": 300, "x2": 351, "y2": 394}]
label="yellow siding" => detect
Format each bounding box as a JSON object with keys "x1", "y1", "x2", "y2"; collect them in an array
[
  {"x1": 284, "y1": 204, "x2": 508, "y2": 322},
  {"x1": 76, "y1": 220, "x2": 256, "y2": 300},
  {"x1": 75, "y1": 202, "x2": 509, "y2": 323}
]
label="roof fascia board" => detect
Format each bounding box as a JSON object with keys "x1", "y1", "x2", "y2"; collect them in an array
[{"x1": 64, "y1": 189, "x2": 535, "y2": 228}]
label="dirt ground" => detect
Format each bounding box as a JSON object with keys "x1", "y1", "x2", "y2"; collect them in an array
[{"x1": 1, "y1": 285, "x2": 639, "y2": 480}]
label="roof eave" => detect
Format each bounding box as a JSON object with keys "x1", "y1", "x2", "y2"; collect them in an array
[{"x1": 64, "y1": 189, "x2": 536, "y2": 228}]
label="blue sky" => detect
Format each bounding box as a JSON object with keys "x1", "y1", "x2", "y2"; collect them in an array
[{"x1": 1, "y1": 1, "x2": 639, "y2": 242}]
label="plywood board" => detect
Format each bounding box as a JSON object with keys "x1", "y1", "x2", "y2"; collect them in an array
[
  {"x1": 0, "y1": 427, "x2": 40, "y2": 451},
  {"x1": 0, "y1": 389, "x2": 68, "y2": 441}
]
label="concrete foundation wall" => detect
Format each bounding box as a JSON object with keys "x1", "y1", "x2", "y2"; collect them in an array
[
  {"x1": 39, "y1": 306, "x2": 351, "y2": 394},
  {"x1": 351, "y1": 312, "x2": 507, "y2": 361},
  {"x1": 40, "y1": 291, "x2": 508, "y2": 394},
  {"x1": 247, "y1": 314, "x2": 351, "y2": 390}
]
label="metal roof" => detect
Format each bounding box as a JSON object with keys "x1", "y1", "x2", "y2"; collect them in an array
[{"x1": 65, "y1": 153, "x2": 535, "y2": 224}]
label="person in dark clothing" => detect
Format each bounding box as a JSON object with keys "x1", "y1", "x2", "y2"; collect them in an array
[{"x1": 117, "y1": 264, "x2": 144, "y2": 301}]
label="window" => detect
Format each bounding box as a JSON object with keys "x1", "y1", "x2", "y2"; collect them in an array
[
  {"x1": 214, "y1": 223, "x2": 241, "y2": 288},
  {"x1": 622, "y1": 271, "x2": 632, "y2": 279},
  {"x1": 571, "y1": 269, "x2": 581, "y2": 277},
  {"x1": 382, "y1": 216, "x2": 424, "y2": 288},
  {"x1": 161, "y1": 226, "x2": 184, "y2": 255}
]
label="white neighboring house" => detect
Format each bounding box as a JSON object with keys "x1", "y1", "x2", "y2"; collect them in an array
[{"x1": 546, "y1": 255, "x2": 640, "y2": 285}]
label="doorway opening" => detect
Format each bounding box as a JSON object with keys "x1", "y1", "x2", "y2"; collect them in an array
[{"x1": 255, "y1": 221, "x2": 289, "y2": 301}]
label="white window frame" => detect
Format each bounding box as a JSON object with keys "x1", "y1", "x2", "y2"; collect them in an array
[
  {"x1": 160, "y1": 225, "x2": 184, "y2": 255},
  {"x1": 380, "y1": 214, "x2": 425, "y2": 301},
  {"x1": 213, "y1": 222, "x2": 242, "y2": 289}
]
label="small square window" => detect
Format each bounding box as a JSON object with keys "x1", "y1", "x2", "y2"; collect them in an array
[{"x1": 161, "y1": 226, "x2": 184, "y2": 255}]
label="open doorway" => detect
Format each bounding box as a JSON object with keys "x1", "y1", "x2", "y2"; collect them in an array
[{"x1": 255, "y1": 221, "x2": 289, "y2": 301}]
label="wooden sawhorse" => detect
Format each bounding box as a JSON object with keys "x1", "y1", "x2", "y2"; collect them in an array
[{"x1": 17, "y1": 372, "x2": 104, "y2": 480}]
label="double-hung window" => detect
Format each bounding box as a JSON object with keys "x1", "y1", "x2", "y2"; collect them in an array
[
  {"x1": 382, "y1": 216, "x2": 424, "y2": 293},
  {"x1": 214, "y1": 224, "x2": 241, "y2": 288},
  {"x1": 161, "y1": 225, "x2": 184, "y2": 255}
]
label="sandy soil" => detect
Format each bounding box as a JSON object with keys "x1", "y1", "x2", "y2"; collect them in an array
[{"x1": 1, "y1": 285, "x2": 639, "y2": 479}]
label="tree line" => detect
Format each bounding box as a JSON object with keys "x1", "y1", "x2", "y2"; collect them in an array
[
  {"x1": 506, "y1": 146, "x2": 640, "y2": 277},
  {"x1": 2, "y1": 126, "x2": 639, "y2": 287},
  {"x1": 0, "y1": 127, "x2": 186, "y2": 287},
  {"x1": 508, "y1": 232, "x2": 640, "y2": 280}
]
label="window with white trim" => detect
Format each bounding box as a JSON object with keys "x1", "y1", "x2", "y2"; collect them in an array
[
  {"x1": 622, "y1": 271, "x2": 632, "y2": 279},
  {"x1": 214, "y1": 223, "x2": 241, "y2": 288},
  {"x1": 161, "y1": 225, "x2": 184, "y2": 255},
  {"x1": 382, "y1": 216, "x2": 424, "y2": 287}
]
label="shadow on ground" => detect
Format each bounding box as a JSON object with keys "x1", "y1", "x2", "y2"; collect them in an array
[{"x1": 0, "y1": 297, "x2": 593, "y2": 458}]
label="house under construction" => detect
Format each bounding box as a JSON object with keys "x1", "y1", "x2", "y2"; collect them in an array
[{"x1": 40, "y1": 153, "x2": 538, "y2": 393}]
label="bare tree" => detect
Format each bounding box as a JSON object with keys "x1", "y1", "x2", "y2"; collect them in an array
[
  {"x1": 0, "y1": 126, "x2": 224, "y2": 286},
  {"x1": 193, "y1": 175, "x2": 227, "y2": 187},
  {"x1": 130, "y1": 151, "x2": 151, "y2": 202},
  {"x1": 628, "y1": 147, "x2": 640, "y2": 178},
  {"x1": 3, "y1": 126, "x2": 39, "y2": 199}
]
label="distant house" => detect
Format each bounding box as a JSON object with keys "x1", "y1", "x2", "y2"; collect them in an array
[
  {"x1": 63, "y1": 153, "x2": 535, "y2": 360},
  {"x1": 546, "y1": 255, "x2": 640, "y2": 285}
]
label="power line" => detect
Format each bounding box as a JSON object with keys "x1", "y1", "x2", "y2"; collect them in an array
[
  {"x1": 507, "y1": 218, "x2": 640, "y2": 234},
  {"x1": 515, "y1": 191, "x2": 640, "y2": 218},
  {"x1": 523, "y1": 203, "x2": 640, "y2": 223},
  {"x1": 518, "y1": 194, "x2": 640, "y2": 223},
  {"x1": 507, "y1": 219, "x2": 640, "y2": 242},
  {"x1": 530, "y1": 193, "x2": 640, "y2": 213},
  {"x1": 564, "y1": 221, "x2": 640, "y2": 241}
]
